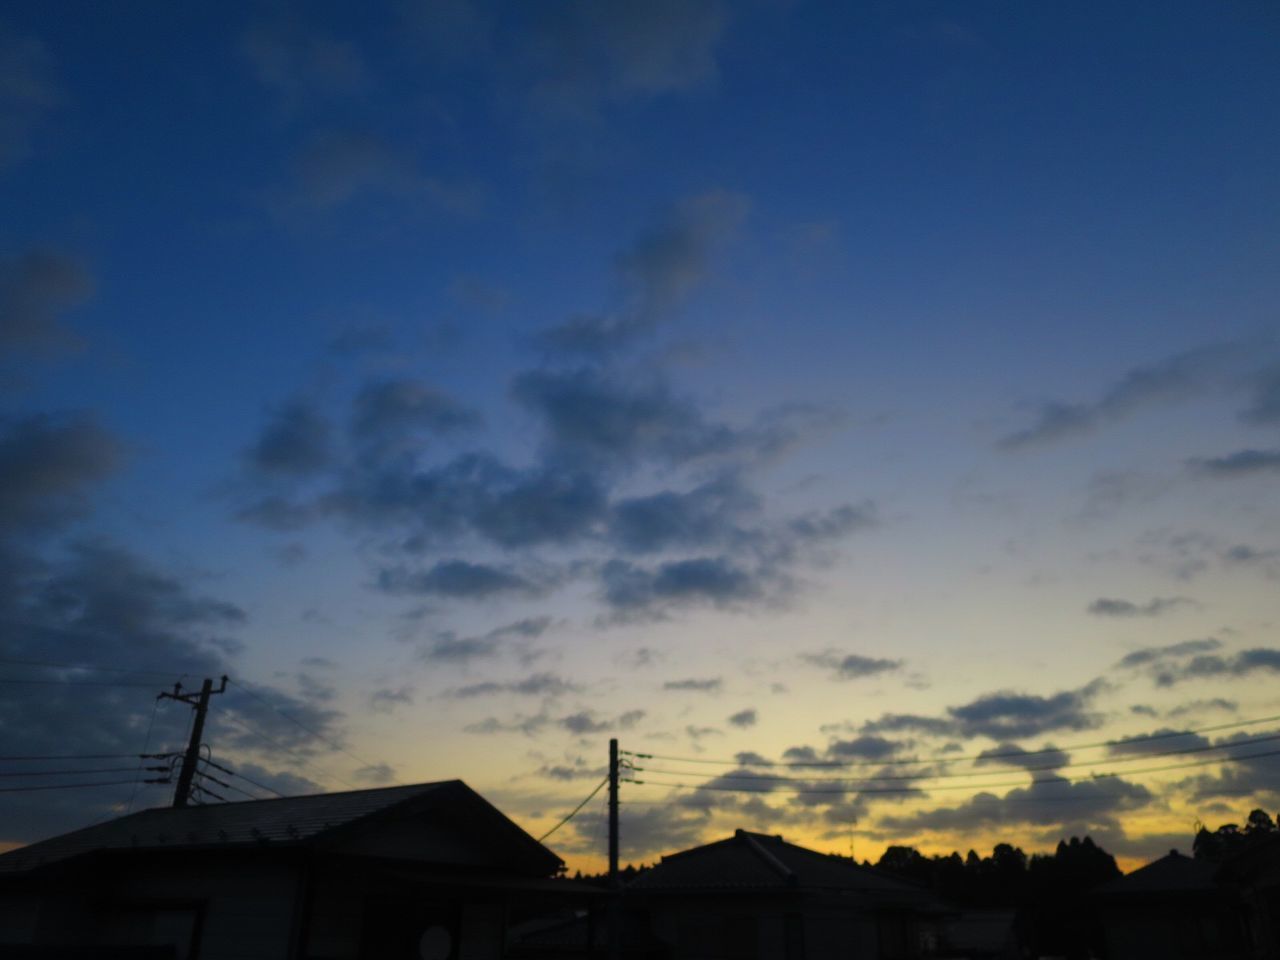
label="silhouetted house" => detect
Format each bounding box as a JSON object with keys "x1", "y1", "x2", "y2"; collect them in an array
[
  {"x1": 1094, "y1": 848, "x2": 1255, "y2": 959},
  {"x1": 1219, "y1": 833, "x2": 1280, "y2": 956},
  {"x1": 624, "y1": 829, "x2": 950, "y2": 959},
  {"x1": 0, "y1": 780, "x2": 588, "y2": 960},
  {"x1": 935, "y1": 910, "x2": 1017, "y2": 959}
]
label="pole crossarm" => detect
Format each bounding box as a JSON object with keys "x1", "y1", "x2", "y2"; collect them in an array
[{"x1": 160, "y1": 675, "x2": 228, "y2": 808}]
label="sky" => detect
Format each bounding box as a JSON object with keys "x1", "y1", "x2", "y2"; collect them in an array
[{"x1": 2, "y1": 1, "x2": 1279, "y2": 873}]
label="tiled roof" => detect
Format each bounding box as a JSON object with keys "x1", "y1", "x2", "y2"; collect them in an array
[
  {"x1": 629, "y1": 829, "x2": 943, "y2": 909},
  {"x1": 0, "y1": 781, "x2": 454, "y2": 874},
  {"x1": 1094, "y1": 849, "x2": 1220, "y2": 896}
]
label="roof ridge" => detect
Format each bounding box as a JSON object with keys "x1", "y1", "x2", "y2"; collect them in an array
[
  {"x1": 180, "y1": 779, "x2": 456, "y2": 808},
  {"x1": 739, "y1": 831, "x2": 795, "y2": 883}
]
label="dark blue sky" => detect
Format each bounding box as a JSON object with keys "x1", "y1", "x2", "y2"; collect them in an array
[{"x1": 3, "y1": 1, "x2": 1279, "y2": 869}]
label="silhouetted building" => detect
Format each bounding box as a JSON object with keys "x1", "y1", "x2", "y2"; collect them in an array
[
  {"x1": 0, "y1": 780, "x2": 589, "y2": 960},
  {"x1": 1094, "y1": 846, "x2": 1280, "y2": 959},
  {"x1": 623, "y1": 829, "x2": 951, "y2": 959}
]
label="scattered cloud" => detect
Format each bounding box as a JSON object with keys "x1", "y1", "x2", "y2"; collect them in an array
[
  {"x1": 377, "y1": 559, "x2": 547, "y2": 600},
  {"x1": 449, "y1": 672, "x2": 580, "y2": 699},
  {"x1": 1166, "y1": 698, "x2": 1238, "y2": 718},
  {"x1": 861, "y1": 713, "x2": 958, "y2": 737},
  {"x1": 1152, "y1": 648, "x2": 1280, "y2": 687},
  {"x1": 1178, "y1": 729, "x2": 1280, "y2": 802},
  {"x1": 1241, "y1": 366, "x2": 1280, "y2": 425},
  {"x1": 540, "y1": 191, "x2": 748, "y2": 357},
  {"x1": 607, "y1": 473, "x2": 757, "y2": 554},
  {"x1": 511, "y1": 367, "x2": 747, "y2": 471},
  {"x1": 1115, "y1": 637, "x2": 1221, "y2": 670},
  {"x1": 974, "y1": 743, "x2": 1070, "y2": 772},
  {"x1": 1106, "y1": 728, "x2": 1210, "y2": 758},
  {"x1": 1088, "y1": 596, "x2": 1194, "y2": 618},
  {"x1": 946, "y1": 681, "x2": 1106, "y2": 740},
  {"x1": 600, "y1": 556, "x2": 765, "y2": 619},
  {"x1": 803, "y1": 650, "x2": 903, "y2": 680},
  {"x1": 0, "y1": 413, "x2": 121, "y2": 535},
  {"x1": 352, "y1": 763, "x2": 397, "y2": 785},
  {"x1": 728, "y1": 708, "x2": 757, "y2": 728},
  {"x1": 369, "y1": 685, "x2": 415, "y2": 713},
  {"x1": 877, "y1": 776, "x2": 1153, "y2": 834},
  {"x1": 463, "y1": 712, "x2": 550, "y2": 736},
  {"x1": 351, "y1": 379, "x2": 481, "y2": 454},
  {"x1": 528, "y1": 1, "x2": 729, "y2": 115},
  {"x1": 246, "y1": 401, "x2": 333, "y2": 477},
  {"x1": 1000, "y1": 343, "x2": 1257, "y2": 449},
  {"x1": 239, "y1": 22, "x2": 369, "y2": 106},
  {"x1": 285, "y1": 130, "x2": 482, "y2": 216},
  {"x1": 536, "y1": 760, "x2": 606, "y2": 782},
  {"x1": 417, "y1": 617, "x2": 551, "y2": 664},
  {"x1": 663, "y1": 676, "x2": 722, "y2": 693},
  {"x1": 0, "y1": 250, "x2": 92, "y2": 353},
  {"x1": 1189, "y1": 449, "x2": 1280, "y2": 477},
  {"x1": 827, "y1": 735, "x2": 902, "y2": 761},
  {"x1": 0, "y1": 24, "x2": 61, "y2": 169}
]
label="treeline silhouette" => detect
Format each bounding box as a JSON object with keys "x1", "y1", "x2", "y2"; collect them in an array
[
  {"x1": 570, "y1": 808, "x2": 1277, "y2": 958},
  {"x1": 874, "y1": 836, "x2": 1119, "y2": 958},
  {"x1": 1193, "y1": 807, "x2": 1278, "y2": 862}
]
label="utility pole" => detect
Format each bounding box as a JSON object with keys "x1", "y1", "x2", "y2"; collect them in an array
[
  {"x1": 608, "y1": 737, "x2": 619, "y2": 882},
  {"x1": 160, "y1": 676, "x2": 228, "y2": 808},
  {"x1": 608, "y1": 737, "x2": 620, "y2": 960}
]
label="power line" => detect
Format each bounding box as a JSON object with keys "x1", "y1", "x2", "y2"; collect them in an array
[
  {"x1": 624, "y1": 711, "x2": 1280, "y2": 770},
  {"x1": 190, "y1": 782, "x2": 228, "y2": 804},
  {"x1": 126, "y1": 697, "x2": 164, "y2": 815},
  {"x1": 202, "y1": 755, "x2": 288, "y2": 799},
  {"x1": 632, "y1": 730, "x2": 1280, "y2": 785},
  {"x1": 624, "y1": 745, "x2": 1280, "y2": 796},
  {"x1": 0, "y1": 753, "x2": 141, "y2": 761},
  {"x1": 539, "y1": 776, "x2": 609, "y2": 843},
  {"x1": 214, "y1": 778, "x2": 266, "y2": 802},
  {"x1": 0, "y1": 778, "x2": 154, "y2": 794},
  {"x1": 0, "y1": 678, "x2": 162, "y2": 688},
  {"x1": 0, "y1": 652, "x2": 193, "y2": 678},
  {"x1": 0, "y1": 766, "x2": 161, "y2": 778}
]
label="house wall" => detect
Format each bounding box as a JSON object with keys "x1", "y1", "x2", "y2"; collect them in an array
[
  {"x1": 1101, "y1": 902, "x2": 1251, "y2": 960},
  {"x1": 638, "y1": 893, "x2": 930, "y2": 960},
  {"x1": 12, "y1": 859, "x2": 301, "y2": 960},
  {"x1": 0, "y1": 892, "x2": 42, "y2": 943},
  {"x1": 642, "y1": 894, "x2": 891, "y2": 960},
  {"x1": 302, "y1": 868, "x2": 506, "y2": 960}
]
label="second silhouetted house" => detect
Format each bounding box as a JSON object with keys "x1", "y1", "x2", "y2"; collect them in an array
[
  {"x1": 1095, "y1": 844, "x2": 1280, "y2": 960},
  {"x1": 625, "y1": 829, "x2": 950, "y2": 959}
]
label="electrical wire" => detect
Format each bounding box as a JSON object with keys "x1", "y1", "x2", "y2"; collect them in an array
[
  {"x1": 202, "y1": 755, "x2": 288, "y2": 799},
  {"x1": 539, "y1": 776, "x2": 610, "y2": 842},
  {"x1": 0, "y1": 766, "x2": 154, "y2": 778},
  {"x1": 0, "y1": 651, "x2": 192, "y2": 678},
  {"x1": 126, "y1": 696, "x2": 164, "y2": 815},
  {"x1": 0, "y1": 678, "x2": 162, "y2": 688},
  {"x1": 0, "y1": 779, "x2": 144, "y2": 794},
  {"x1": 0, "y1": 753, "x2": 141, "y2": 761},
  {"x1": 632, "y1": 730, "x2": 1280, "y2": 785},
  {"x1": 624, "y1": 745, "x2": 1280, "y2": 796},
  {"x1": 623, "y1": 711, "x2": 1280, "y2": 770}
]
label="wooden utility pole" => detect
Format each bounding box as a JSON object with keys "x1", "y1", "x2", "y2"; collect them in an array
[
  {"x1": 160, "y1": 675, "x2": 227, "y2": 808},
  {"x1": 608, "y1": 737, "x2": 621, "y2": 960},
  {"x1": 608, "y1": 737, "x2": 619, "y2": 882}
]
